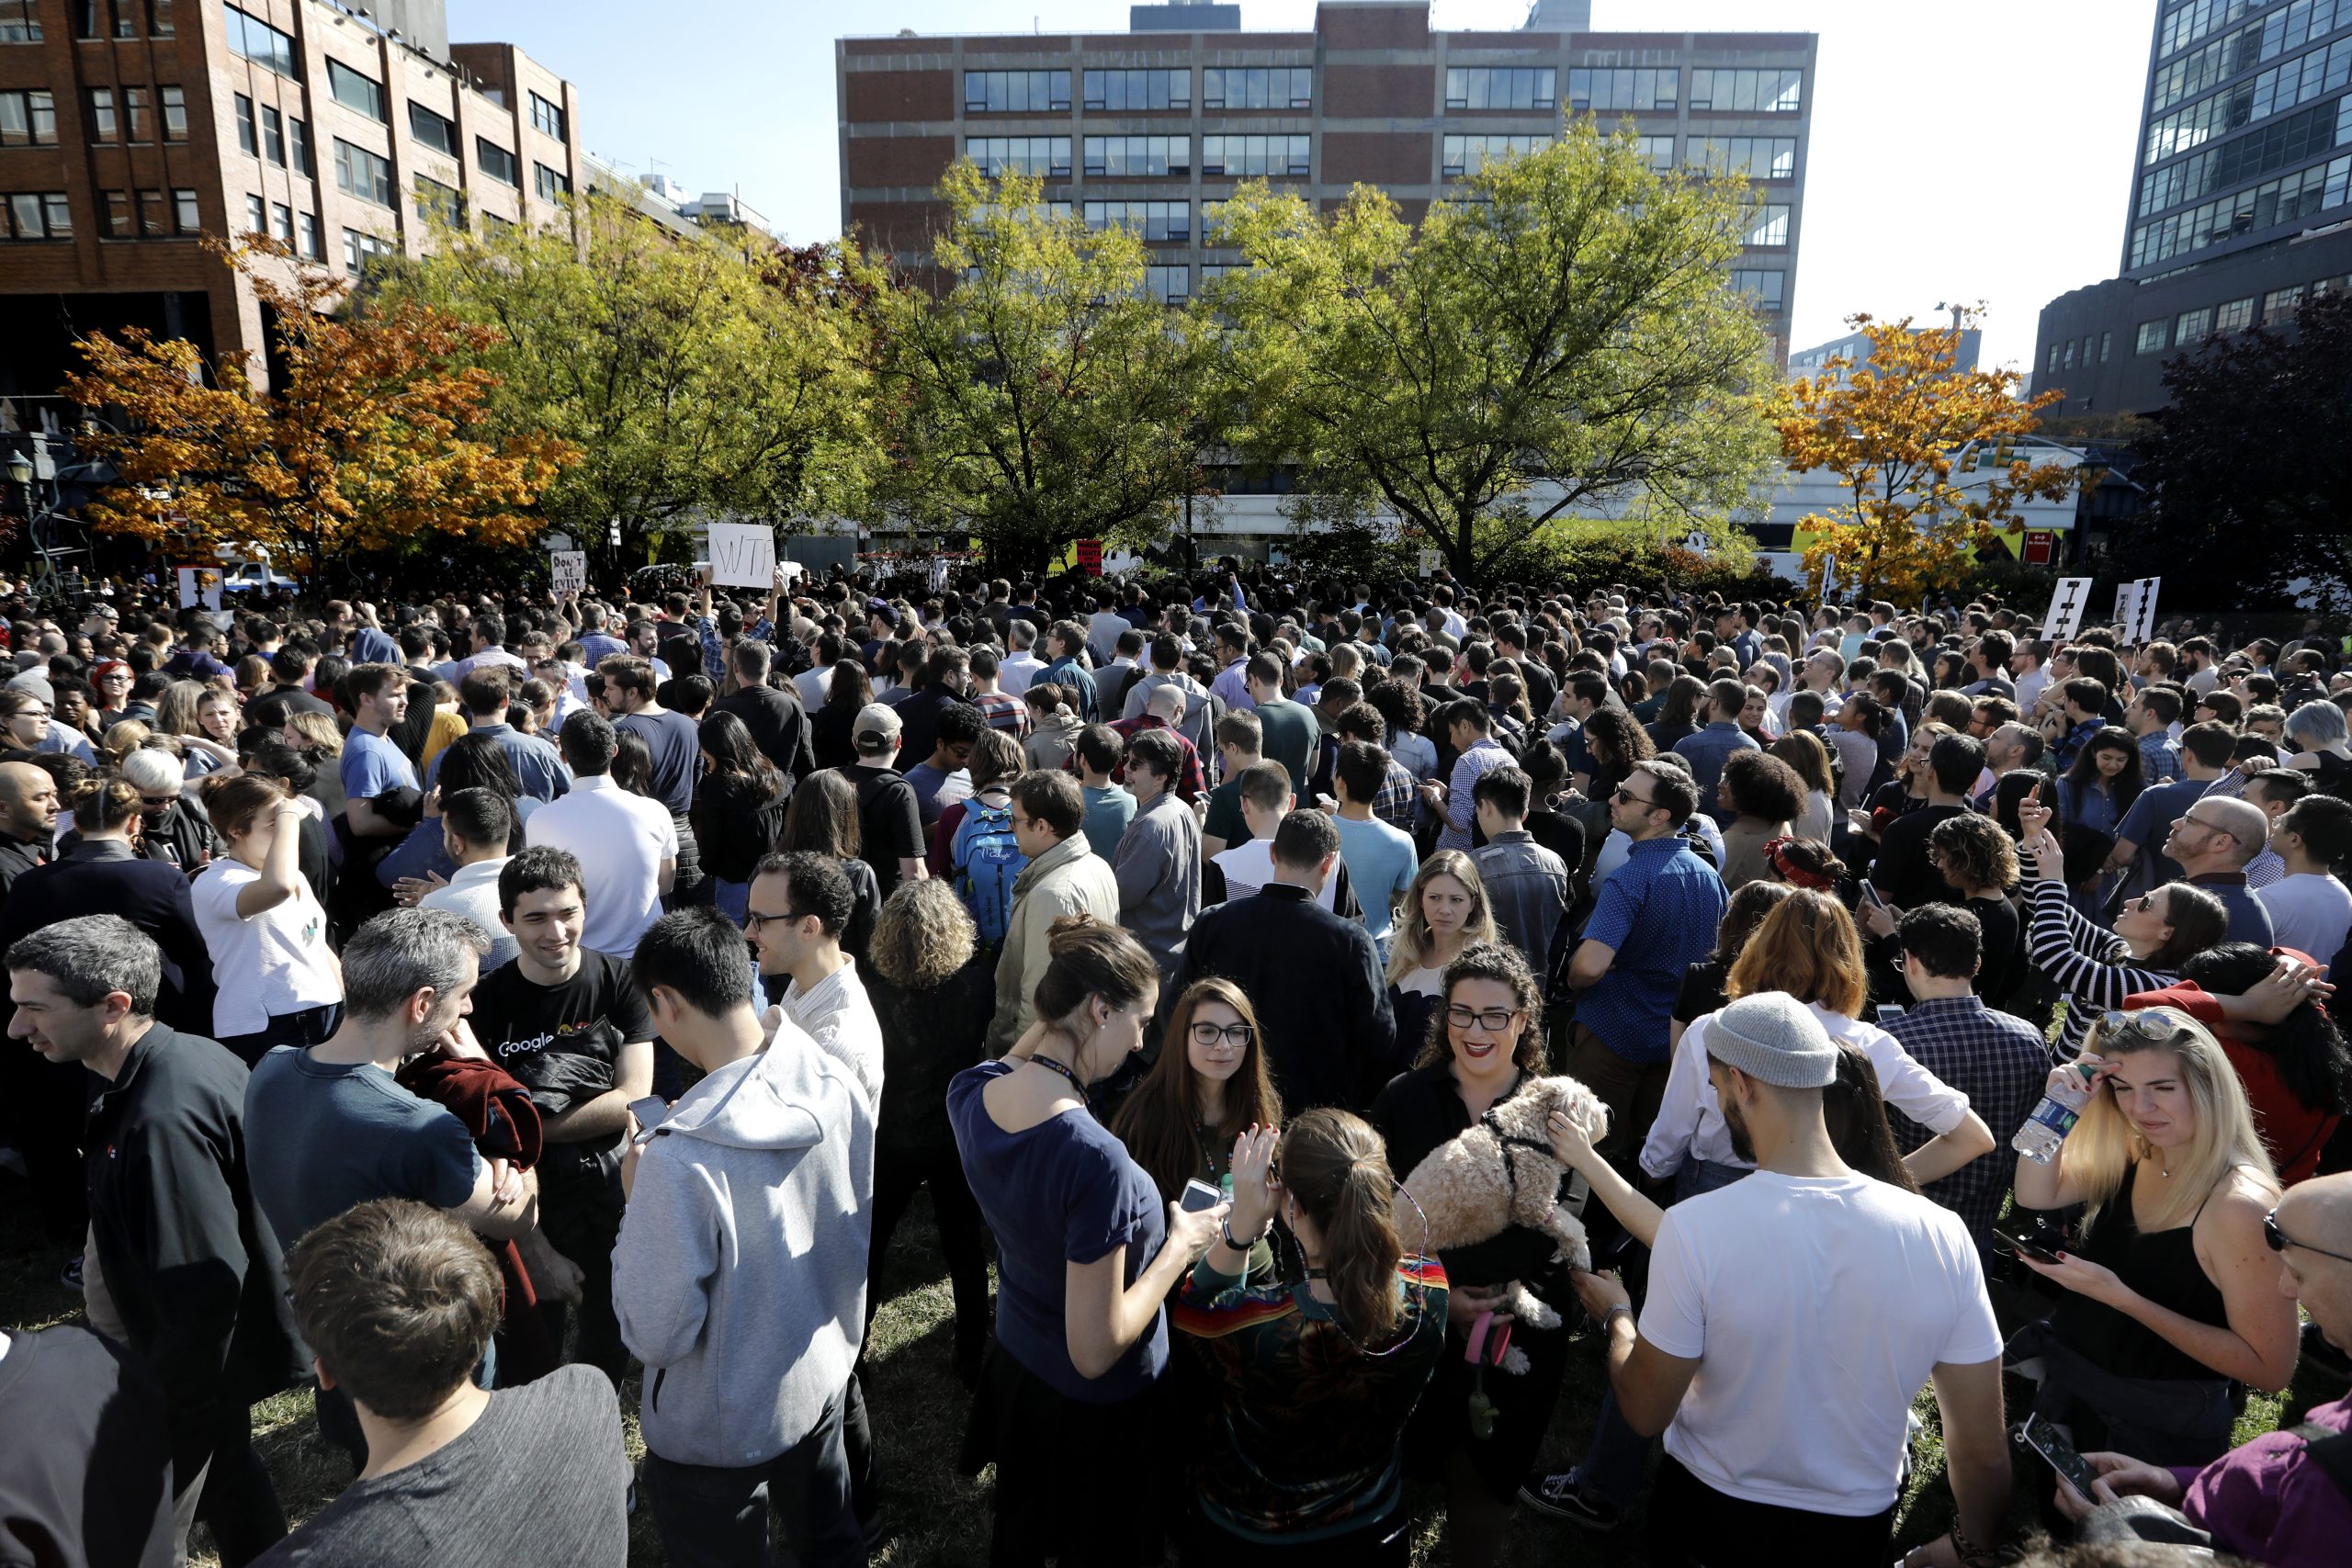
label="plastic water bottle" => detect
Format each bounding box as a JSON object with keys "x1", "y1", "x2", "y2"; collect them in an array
[{"x1": 2014, "y1": 1056, "x2": 2100, "y2": 1165}]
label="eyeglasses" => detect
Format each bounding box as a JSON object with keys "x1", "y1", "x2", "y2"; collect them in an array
[
  {"x1": 1187, "y1": 1021, "x2": 1254, "y2": 1048},
  {"x1": 2265, "y1": 1209, "x2": 2352, "y2": 1267},
  {"x1": 1446, "y1": 1005, "x2": 1523, "y2": 1033},
  {"x1": 743, "y1": 909, "x2": 805, "y2": 933},
  {"x1": 1611, "y1": 785, "x2": 1655, "y2": 807}
]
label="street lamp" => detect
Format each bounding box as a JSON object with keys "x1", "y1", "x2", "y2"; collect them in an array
[{"x1": 4, "y1": 452, "x2": 29, "y2": 490}]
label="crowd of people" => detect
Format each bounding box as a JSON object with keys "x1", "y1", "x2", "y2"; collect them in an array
[{"x1": 2, "y1": 566, "x2": 2350, "y2": 1568}]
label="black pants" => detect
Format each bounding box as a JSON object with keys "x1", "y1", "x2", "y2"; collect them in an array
[
  {"x1": 536, "y1": 1140, "x2": 628, "y2": 1383},
  {"x1": 643, "y1": 1389, "x2": 862, "y2": 1568},
  {"x1": 0, "y1": 1046, "x2": 88, "y2": 1244},
  {"x1": 216, "y1": 1002, "x2": 341, "y2": 1069},
  {"x1": 181, "y1": 1404, "x2": 287, "y2": 1568},
  {"x1": 1646, "y1": 1455, "x2": 1895, "y2": 1568},
  {"x1": 865, "y1": 1138, "x2": 993, "y2": 1367}
]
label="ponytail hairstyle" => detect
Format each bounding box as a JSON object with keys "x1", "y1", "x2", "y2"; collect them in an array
[
  {"x1": 1822, "y1": 1046, "x2": 1920, "y2": 1193},
  {"x1": 1277, "y1": 1108, "x2": 1407, "y2": 1340},
  {"x1": 1026, "y1": 914, "x2": 1160, "y2": 1077},
  {"x1": 200, "y1": 772, "x2": 290, "y2": 841},
  {"x1": 98, "y1": 719, "x2": 153, "y2": 770},
  {"x1": 69, "y1": 775, "x2": 141, "y2": 836}
]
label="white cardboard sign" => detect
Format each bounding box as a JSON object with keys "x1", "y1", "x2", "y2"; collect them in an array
[
  {"x1": 175, "y1": 567, "x2": 221, "y2": 611},
  {"x1": 707, "y1": 523, "x2": 775, "y2": 589},
  {"x1": 2042, "y1": 576, "x2": 2094, "y2": 642},
  {"x1": 549, "y1": 550, "x2": 587, "y2": 597}
]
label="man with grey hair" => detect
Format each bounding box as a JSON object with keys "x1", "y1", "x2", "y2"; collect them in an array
[
  {"x1": 7, "y1": 915, "x2": 304, "y2": 1563},
  {"x1": 2159, "y1": 794, "x2": 2278, "y2": 947}
]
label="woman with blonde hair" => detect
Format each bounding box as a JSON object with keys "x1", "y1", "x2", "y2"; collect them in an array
[
  {"x1": 1114, "y1": 978, "x2": 1285, "y2": 1280},
  {"x1": 865, "y1": 876, "x2": 997, "y2": 1384},
  {"x1": 151, "y1": 679, "x2": 239, "y2": 779},
  {"x1": 1641, "y1": 889, "x2": 1995, "y2": 1197},
  {"x1": 2008, "y1": 1007, "x2": 2298, "y2": 1468},
  {"x1": 1384, "y1": 851, "x2": 1501, "y2": 1068},
  {"x1": 1170, "y1": 1110, "x2": 1446, "y2": 1564}
]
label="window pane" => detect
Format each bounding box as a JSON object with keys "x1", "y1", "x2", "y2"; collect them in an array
[
  {"x1": 88, "y1": 88, "x2": 117, "y2": 143},
  {"x1": 327, "y1": 60, "x2": 387, "y2": 121},
  {"x1": 105, "y1": 188, "x2": 131, "y2": 236},
  {"x1": 476, "y1": 138, "x2": 518, "y2": 186},
  {"x1": 534, "y1": 163, "x2": 571, "y2": 201},
  {"x1": 0, "y1": 0, "x2": 42, "y2": 42},
  {"x1": 1083, "y1": 69, "x2": 1188, "y2": 110},
  {"x1": 40, "y1": 192, "x2": 70, "y2": 238},
  {"x1": 148, "y1": 0, "x2": 172, "y2": 36},
  {"x1": 2135, "y1": 319, "x2": 2170, "y2": 353},
  {"x1": 963, "y1": 70, "x2": 1071, "y2": 113},
  {"x1": 263, "y1": 106, "x2": 285, "y2": 165},
  {"x1": 177, "y1": 188, "x2": 201, "y2": 233},
  {"x1": 414, "y1": 174, "x2": 462, "y2": 226},
  {"x1": 529, "y1": 91, "x2": 566, "y2": 140},
  {"x1": 138, "y1": 188, "x2": 164, "y2": 236},
  {"x1": 1745, "y1": 204, "x2": 1791, "y2": 246},
  {"x1": 123, "y1": 86, "x2": 150, "y2": 142},
  {"x1": 161, "y1": 85, "x2": 186, "y2": 141},
  {"x1": 408, "y1": 101, "x2": 455, "y2": 155},
  {"x1": 299, "y1": 211, "x2": 322, "y2": 260},
  {"x1": 334, "y1": 138, "x2": 394, "y2": 206},
  {"x1": 244, "y1": 194, "x2": 265, "y2": 235},
  {"x1": 224, "y1": 6, "x2": 299, "y2": 80},
  {"x1": 288, "y1": 118, "x2": 311, "y2": 176}
]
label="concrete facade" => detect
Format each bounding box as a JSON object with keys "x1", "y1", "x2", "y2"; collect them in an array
[
  {"x1": 0, "y1": 0, "x2": 582, "y2": 401},
  {"x1": 838, "y1": 0, "x2": 1815, "y2": 357}
]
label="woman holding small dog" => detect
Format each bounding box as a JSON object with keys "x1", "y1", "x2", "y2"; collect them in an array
[{"x1": 1368, "y1": 942, "x2": 1573, "y2": 1568}]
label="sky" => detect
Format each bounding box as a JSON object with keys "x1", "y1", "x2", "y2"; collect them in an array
[{"x1": 457, "y1": 0, "x2": 2154, "y2": 373}]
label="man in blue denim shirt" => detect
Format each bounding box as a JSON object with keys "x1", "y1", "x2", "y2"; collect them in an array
[
  {"x1": 1563, "y1": 761, "x2": 1727, "y2": 1168},
  {"x1": 1668, "y1": 679, "x2": 1758, "y2": 826}
]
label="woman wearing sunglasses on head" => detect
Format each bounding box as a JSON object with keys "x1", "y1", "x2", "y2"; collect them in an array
[
  {"x1": 2007, "y1": 1008, "x2": 2299, "y2": 1483},
  {"x1": 1170, "y1": 1111, "x2": 1446, "y2": 1566}
]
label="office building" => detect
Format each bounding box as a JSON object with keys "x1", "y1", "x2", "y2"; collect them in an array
[
  {"x1": 2031, "y1": 0, "x2": 2352, "y2": 418},
  {"x1": 837, "y1": 0, "x2": 1816, "y2": 357},
  {"x1": 1788, "y1": 321, "x2": 1981, "y2": 388},
  {"x1": 0, "y1": 0, "x2": 582, "y2": 400}
]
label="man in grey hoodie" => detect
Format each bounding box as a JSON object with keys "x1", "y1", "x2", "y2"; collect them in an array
[{"x1": 614, "y1": 908, "x2": 876, "y2": 1568}]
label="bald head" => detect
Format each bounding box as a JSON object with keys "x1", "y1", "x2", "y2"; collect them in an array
[
  {"x1": 2199, "y1": 795, "x2": 2270, "y2": 868},
  {"x1": 0, "y1": 761, "x2": 60, "y2": 840},
  {"x1": 2274, "y1": 1173, "x2": 2352, "y2": 1352},
  {"x1": 1146, "y1": 682, "x2": 1186, "y2": 724}
]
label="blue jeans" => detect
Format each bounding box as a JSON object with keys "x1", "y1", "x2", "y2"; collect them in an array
[{"x1": 642, "y1": 1388, "x2": 862, "y2": 1568}]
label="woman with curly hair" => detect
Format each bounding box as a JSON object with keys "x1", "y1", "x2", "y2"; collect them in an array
[
  {"x1": 865, "y1": 877, "x2": 998, "y2": 1384},
  {"x1": 1580, "y1": 707, "x2": 1655, "y2": 805},
  {"x1": 1715, "y1": 750, "x2": 1806, "y2": 891}
]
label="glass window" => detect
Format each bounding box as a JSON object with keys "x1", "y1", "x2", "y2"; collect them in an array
[
  {"x1": 148, "y1": 0, "x2": 172, "y2": 36},
  {"x1": 2127, "y1": 152, "x2": 2350, "y2": 269},
  {"x1": 476, "y1": 138, "x2": 519, "y2": 186},
  {"x1": 0, "y1": 1, "x2": 40, "y2": 42},
  {"x1": 298, "y1": 210, "x2": 322, "y2": 260},
  {"x1": 1083, "y1": 69, "x2": 1188, "y2": 111},
  {"x1": 414, "y1": 174, "x2": 463, "y2": 227},
  {"x1": 2177, "y1": 305, "x2": 2215, "y2": 340},
  {"x1": 334, "y1": 138, "x2": 394, "y2": 207},
  {"x1": 1730, "y1": 268, "x2": 1786, "y2": 310},
  {"x1": 104, "y1": 188, "x2": 131, "y2": 236},
  {"x1": 343, "y1": 226, "x2": 391, "y2": 276},
  {"x1": 123, "y1": 86, "x2": 151, "y2": 143},
  {"x1": 137, "y1": 187, "x2": 164, "y2": 236},
  {"x1": 533, "y1": 163, "x2": 570, "y2": 202},
  {"x1": 1696, "y1": 137, "x2": 1800, "y2": 179},
  {"x1": 1082, "y1": 200, "x2": 1190, "y2": 241},
  {"x1": 963, "y1": 70, "x2": 1070, "y2": 114},
  {"x1": 964, "y1": 137, "x2": 1071, "y2": 177},
  {"x1": 288, "y1": 118, "x2": 311, "y2": 176},
  {"x1": 1637, "y1": 134, "x2": 1675, "y2": 171},
  {"x1": 174, "y1": 188, "x2": 199, "y2": 233},
  {"x1": 2100, "y1": 330, "x2": 2112, "y2": 361},
  {"x1": 1200, "y1": 135, "x2": 1311, "y2": 177},
  {"x1": 72, "y1": 0, "x2": 98, "y2": 38},
  {"x1": 1687, "y1": 69, "x2": 1804, "y2": 113},
  {"x1": 2263, "y1": 283, "x2": 2305, "y2": 322},
  {"x1": 2062, "y1": 340, "x2": 2076, "y2": 370},
  {"x1": 244, "y1": 194, "x2": 265, "y2": 235},
  {"x1": 271, "y1": 200, "x2": 293, "y2": 243},
  {"x1": 2216, "y1": 296, "x2": 2255, "y2": 331},
  {"x1": 408, "y1": 101, "x2": 456, "y2": 156},
  {"x1": 0, "y1": 90, "x2": 54, "y2": 146},
  {"x1": 1567, "y1": 69, "x2": 1679, "y2": 112},
  {"x1": 2046, "y1": 343, "x2": 2061, "y2": 375},
  {"x1": 87, "y1": 88, "x2": 117, "y2": 143},
  {"x1": 327, "y1": 60, "x2": 387, "y2": 122},
  {"x1": 529, "y1": 90, "x2": 566, "y2": 141},
  {"x1": 1444, "y1": 67, "x2": 1556, "y2": 111},
  {"x1": 2135, "y1": 319, "x2": 2171, "y2": 353},
  {"x1": 1202, "y1": 67, "x2": 1314, "y2": 110},
  {"x1": 262, "y1": 106, "x2": 285, "y2": 165},
  {"x1": 4, "y1": 190, "x2": 70, "y2": 239},
  {"x1": 1442, "y1": 133, "x2": 1549, "y2": 176},
  {"x1": 1145, "y1": 264, "x2": 1189, "y2": 303},
  {"x1": 1082, "y1": 136, "x2": 1189, "y2": 176},
  {"x1": 223, "y1": 6, "x2": 299, "y2": 80},
  {"x1": 160, "y1": 85, "x2": 186, "y2": 141},
  {"x1": 1745, "y1": 204, "x2": 1791, "y2": 247}
]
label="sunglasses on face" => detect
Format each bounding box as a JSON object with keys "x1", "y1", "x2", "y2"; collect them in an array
[
  {"x1": 1611, "y1": 785, "x2": 1654, "y2": 807},
  {"x1": 2266, "y1": 1209, "x2": 2352, "y2": 1266}
]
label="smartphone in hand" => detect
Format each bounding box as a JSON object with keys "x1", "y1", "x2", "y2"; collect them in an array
[
  {"x1": 628, "y1": 1095, "x2": 671, "y2": 1147},
  {"x1": 2016, "y1": 1413, "x2": 2100, "y2": 1501},
  {"x1": 1180, "y1": 1179, "x2": 1223, "y2": 1214}
]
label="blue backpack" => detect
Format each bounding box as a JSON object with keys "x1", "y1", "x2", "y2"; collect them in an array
[{"x1": 952, "y1": 796, "x2": 1026, "y2": 947}]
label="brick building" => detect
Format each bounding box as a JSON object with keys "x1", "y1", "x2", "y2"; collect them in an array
[
  {"x1": 837, "y1": 0, "x2": 1815, "y2": 358},
  {"x1": 0, "y1": 0, "x2": 582, "y2": 401}
]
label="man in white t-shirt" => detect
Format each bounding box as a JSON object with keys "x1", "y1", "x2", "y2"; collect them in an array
[
  {"x1": 1205, "y1": 760, "x2": 1335, "y2": 908},
  {"x1": 523, "y1": 712, "x2": 676, "y2": 959},
  {"x1": 1568, "y1": 992, "x2": 2011, "y2": 1566}
]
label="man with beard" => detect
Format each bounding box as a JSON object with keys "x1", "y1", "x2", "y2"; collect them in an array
[{"x1": 243, "y1": 908, "x2": 542, "y2": 1467}]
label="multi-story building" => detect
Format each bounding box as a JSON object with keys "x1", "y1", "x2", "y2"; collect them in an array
[
  {"x1": 0, "y1": 0, "x2": 582, "y2": 400},
  {"x1": 837, "y1": 0, "x2": 1815, "y2": 358},
  {"x1": 1788, "y1": 321, "x2": 1982, "y2": 388},
  {"x1": 2032, "y1": 0, "x2": 2352, "y2": 418}
]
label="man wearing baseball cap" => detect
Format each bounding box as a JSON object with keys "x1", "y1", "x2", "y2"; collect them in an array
[
  {"x1": 1565, "y1": 992, "x2": 2011, "y2": 1566},
  {"x1": 844, "y1": 704, "x2": 925, "y2": 900}
]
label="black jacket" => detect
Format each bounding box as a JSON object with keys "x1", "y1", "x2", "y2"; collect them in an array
[
  {"x1": 84, "y1": 1024, "x2": 307, "y2": 1484},
  {"x1": 715, "y1": 682, "x2": 817, "y2": 785},
  {"x1": 0, "y1": 828, "x2": 46, "y2": 897},
  {"x1": 1171, "y1": 882, "x2": 1396, "y2": 1112},
  {"x1": 0, "y1": 840, "x2": 215, "y2": 1032}
]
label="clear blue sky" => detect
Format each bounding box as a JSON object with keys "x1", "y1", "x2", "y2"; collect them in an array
[{"x1": 457, "y1": 0, "x2": 2151, "y2": 374}]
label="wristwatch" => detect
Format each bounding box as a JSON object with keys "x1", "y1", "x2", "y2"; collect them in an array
[{"x1": 1221, "y1": 1216, "x2": 1268, "y2": 1251}]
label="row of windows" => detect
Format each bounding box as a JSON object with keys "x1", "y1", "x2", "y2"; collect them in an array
[
  {"x1": 1442, "y1": 133, "x2": 1548, "y2": 175},
  {"x1": 2158, "y1": 0, "x2": 2265, "y2": 63},
  {"x1": 2150, "y1": 0, "x2": 2348, "y2": 110},
  {"x1": 966, "y1": 70, "x2": 1069, "y2": 113},
  {"x1": 237, "y1": 192, "x2": 314, "y2": 254},
  {"x1": 29, "y1": 85, "x2": 190, "y2": 145},
  {"x1": 2145, "y1": 29, "x2": 2351, "y2": 162},
  {"x1": 2147, "y1": 96, "x2": 2351, "y2": 214},
  {"x1": 1446, "y1": 67, "x2": 1555, "y2": 110},
  {"x1": 966, "y1": 137, "x2": 1070, "y2": 176},
  {"x1": 1702, "y1": 136, "x2": 1801, "y2": 179},
  {"x1": 1204, "y1": 134, "x2": 1311, "y2": 176},
  {"x1": 1747, "y1": 204, "x2": 1792, "y2": 246},
  {"x1": 2128, "y1": 151, "x2": 2350, "y2": 265},
  {"x1": 2046, "y1": 332, "x2": 2116, "y2": 375},
  {"x1": 1, "y1": 191, "x2": 73, "y2": 240},
  {"x1": 1087, "y1": 69, "x2": 1188, "y2": 111},
  {"x1": 965, "y1": 130, "x2": 1792, "y2": 185},
  {"x1": 224, "y1": 5, "x2": 299, "y2": 81},
  {"x1": 1570, "y1": 68, "x2": 1679, "y2": 111},
  {"x1": 1730, "y1": 268, "x2": 1786, "y2": 309},
  {"x1": 1689, "y1": 69, "x2": 1804, "y2": 113},
  {"x1": 1204, "y1": 68, "x2": 1314, "y2": 110},
  {"x1": 966, "y1": 66, "x2": 1315, "y2": 114},
  {"x1": 2132, "y1": 274, "x2": 2352, "y2": 357},
  {"x1": 2, "y1": 0, "x2": 180, "y2": 43},
  {"x1": 1086, "y1": 135, "x2": 1188, "y2": 175},
  {"x1": 234, "y1": 95, "x2": 312, "y2": 175},
  {"x1": 1083, "y1": 199, "x2": 1191, "y2": 240}
]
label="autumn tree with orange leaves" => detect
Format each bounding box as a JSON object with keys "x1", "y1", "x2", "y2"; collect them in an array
[
  {"x1": 64, "y1": 239, "x2": 576, "y2": 587},
  {"x1": 1771, "y1": 310, "x2": 2077, "y2": 602}
]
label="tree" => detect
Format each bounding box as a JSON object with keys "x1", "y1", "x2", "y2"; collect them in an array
[
  {"x1": 379, "y1": 192, "x2": 882, "y2": 573},
  {"x1": 64, "y1": 240, "x2": 574, "y2": 584},
  {"x1": 1206, "y1": 120, "x2": 1778, "y2": 585},
  {"x1": 2134, "y1": 290, "x2": 2352, "y2": 611},
  {"x1": 868, "y1": 162, "x2": 1215, "y2": 574},
  {"x1": 1772, "y1": 310, "x2": 2077, "y2": 603}
]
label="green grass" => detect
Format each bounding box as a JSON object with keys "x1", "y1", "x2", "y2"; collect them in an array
[{"x1": 2, "y1": 1172, "x2": 2305, "y2": 1566}]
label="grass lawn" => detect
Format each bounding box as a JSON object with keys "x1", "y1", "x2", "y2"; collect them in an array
[{"x1": 0, "y1": 1173, "x2": 2293, "y2": 1566}]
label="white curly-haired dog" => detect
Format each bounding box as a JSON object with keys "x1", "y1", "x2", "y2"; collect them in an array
[{"x1": 1398, "y1": 1075, "x2": 1609, "y2": 1372}]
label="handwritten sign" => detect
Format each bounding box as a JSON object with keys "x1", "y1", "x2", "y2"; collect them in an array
[
  {"x1": 2042, "y1": 576, "x2": 2093, "y2": 642},
  {"x1": 1075, "y1": 538, "x2": 1103, "y2": 576},
  {"x1": 549, "y1": 550, "x2": 587, "y2": 597},
  {"x1": 175, "y1": 567, "x2": 221, "y2": 611},
  {"x1": 707, "y1": 523, "x2": 775, "y2": 589}
]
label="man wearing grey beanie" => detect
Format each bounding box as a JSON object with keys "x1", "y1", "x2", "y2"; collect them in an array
[{"x1": 1557, "y1": 992, "x2": 2012, "y2": 1567}]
